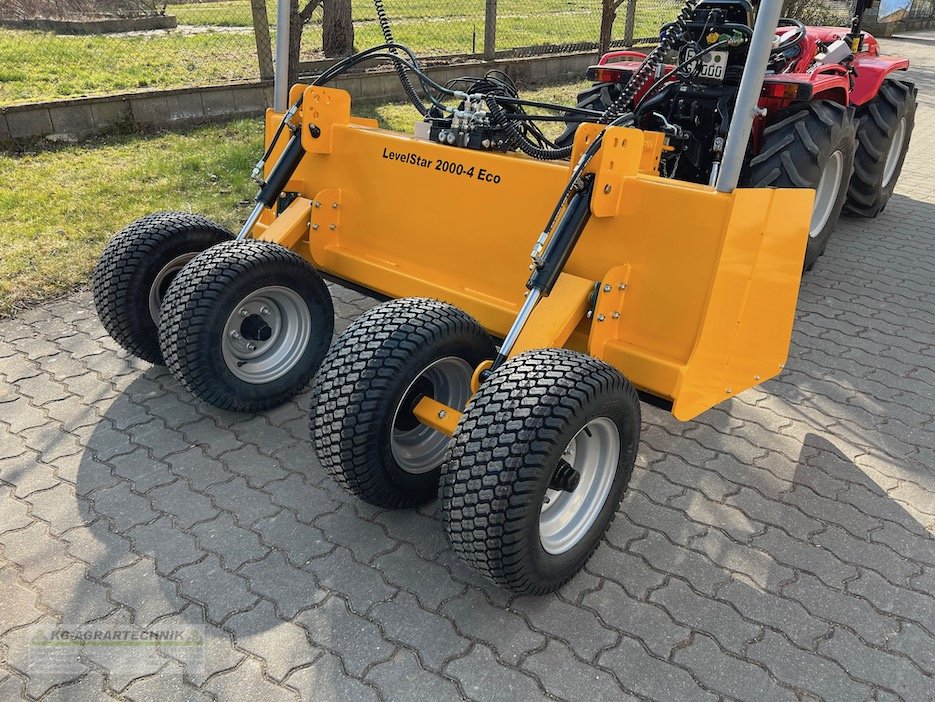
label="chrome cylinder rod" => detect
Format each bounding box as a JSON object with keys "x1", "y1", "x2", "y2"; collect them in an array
[
  {"x1": 237, "y1": 202, "x2": 266, "y2": 240},
  {"x1": 494, "y1": 287, "x2": 542, "y2": 366},
  {"x1": 715, "y1": 0, "x2": 784, "y2": 193}
]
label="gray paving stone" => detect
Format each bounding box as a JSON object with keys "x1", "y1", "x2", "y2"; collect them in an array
[
  {"x1": 582, "y1": 579, "x2": 690, "y2": 658},
  {"x1": 35, "y1": 560, "x2": 116, "y2": 624},
  {"x1": 845, "y1": 568, "x2": 935, "y2": 637},
  {"x1": 366, "y1": 648, "x2": 463, "y2": 702},
  {"x1": 445, "y1": 643, "x2": 549, "y2": 702},
  {"x1": 253, "y1": 510, "x2": 332, "y2": 566},
  {"x1": 108, "y1": 449, "x2": 176, "y2": 494},
  {"x1": 264, "y1": 473, "x2": 337, "y2": 523},
  {"x1": 691, "y1": 529, "x2": 795, "y2": 592},
  {"x1": 0, "y1": 451, "x2": 60, "y2": 498},
  {"x1": 373, "y1": 543, "x2": 463, "y2": 610},
  {"x1": 314, "y1": 504, "x2": 396, "y2": 564},
  {"x1": 650, "y1": 578, "x2": 760, "y2": 654},
  {"x1": 597, "y1": 636, "x2": 717, "y2": 702},
  {"x1": 103, "y1": 557, "x2": 187, "y2": 627},
  {"x1": 45, "y1": 671, "x2": 121, "y2": 701},
  {"x1": 818, "y1": 627, "x2": 934, "y2": 701},
  {"x1": 0, "y1": 521, "x2": 74, "y2": 582},
  {"x1": 0, "y1": 568, "x2": 44, "y2": 635},
  {"x1": 154, "y1": 605, "x2": 245, "y2": 686},
  {"x1": 122, "y1": 664, "x2": 213, "y2": 701},
  {"x1": 204, "y1": 657, "x2": 300, "y2": 702},
  {"x1": 239, "y1": 550, "x2": 327, "y2": 618},
  {"x1": 751, "y1": 526, "x2": 859, "y2": 589},
  {"x1": 206, "y1": 476, "x2": 280, "y2": 526},
  {"x1": 191, "y1": 512, "x2": 268, "y2": 570},
  {"x1": 163, "y1": 447, "x2": 231, "y2": 492},
  {"x1": 174, "y1": 555, "x2": 259, "y2": 625},
  {"x1": 310, "y1": 546, "x2": 397, "y2": 615},
  {"x1": 296, "y1": 597, "x2": 394, "y2": 677},
  {"x1": 715, "y1": 575, "x2": 830, "y2": 649},
  {"x1": 20, "y1": 423, "x2": 83, "y2": 463},
  {"x1": 623, "y1": 489, "x2": 706, "y2": 546},
  {"x1": 226, "y1": 600, "x2": 318, "y2": 681},
  {"x1": 148, "y1": 479, "x2": 218, "y2": 529},
  {"x1": 90, "y1": 482, "x2": 157, "y2": 532},
  {"x1": 673, "y1": 633, "x2": 795, "y2": 702},
  {"x1": 286, "y1": 652, "x2": 380, "y2": 702},
  {"x1": 371, "y1": 591, "x2": 470, "y2": 671},
  {"x1": 584, "y1": 541, "x2": 666, "y2": 598},
  {"x1": 440, "y1": 588, "x2": 545, "y2": 666},
  {"x1": 629, "y1": 531, "x2": 731, "y2": 596},
  {"x1": 523, "y1": 639, "x2": 633, "y2": 701},
  {"x1": 0, "y1": 486, "x2": 34, "y2": 534},
  {"x1": 125, "y1": 515, "x2": 203, "y2": 576},
  {"x1": 513, "y1": 590, "x2": 618, "y2": 662},
  {"x1": 814, "y1": 524, "x2": 923, "y2": 587},
  {"x1": 221, "y1": 444, "x2": 289, "y2": 488},
  {"x1": 886, "y1": 621, "x2": 935, "y2": 675},
  {"x1": 371, "y1": 508, "x2": 450, "y2": 560}
]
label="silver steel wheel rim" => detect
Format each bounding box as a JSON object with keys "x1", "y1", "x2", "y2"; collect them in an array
[
  {"x1": 221, "y1": 286, "x2": 311, "y2": 384},
  {"x1": 882, "y1": 117, "x2": 907, "y2": 188},
  {"x1": 148, "y1": 253, "x2": 197, "y2": 323},
  {"x1": 539, "y1": 417, "x2": 620, "y2": 555},
  {"x1": 390, "y1": 356, "x2": 472, "y2": 475},
  {"x1": 810, "y1": 149, "x2": 845, "y2": 239}
]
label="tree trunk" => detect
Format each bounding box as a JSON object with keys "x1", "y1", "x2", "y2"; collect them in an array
[
  {"x1": 323, "y1": 0, "x2": 354, "y2": 58},
  {"x1": 599, "y1": 0, "x2": 619, "y2": 55},
  {"x1": 250, "y1": 0, "x2": 274, "y2": 81}
]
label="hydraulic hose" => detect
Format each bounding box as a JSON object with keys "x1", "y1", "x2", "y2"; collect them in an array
[
  {"x1": 373, "y1": 0, "x2": 427, "y2": 115},
  {"x1": 601, "y1": 0, "x2": 701, "y2": 123},
  {"x1": 486, "y1": 94, "x2": 574, "y2": 160}
]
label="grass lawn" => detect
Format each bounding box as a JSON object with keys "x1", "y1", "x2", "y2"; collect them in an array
[
  {"x1": 0, "y1": 0, "x2": 674, "y2": 104},
  {"x1": 0, "y1": 81, "x2": 587, "y2": 316}
]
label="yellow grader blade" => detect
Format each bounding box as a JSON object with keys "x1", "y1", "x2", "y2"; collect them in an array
[{"x1": 257, "y1": 85, "x2": 812, "y2": 421}]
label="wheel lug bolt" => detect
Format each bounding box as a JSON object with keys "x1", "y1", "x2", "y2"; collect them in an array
[
  {"x1": 246, "y1": 343, "x2": 257, "y2": 351},
  {"x1": 240, "y1": 309, "x2": 249, "y2": 317},
  {"x1": 260, "y1": 306, "x2": 270, "y2": 315},
  {"x1": 230, "y1": 331, "x2": 240, "y2": 338}
]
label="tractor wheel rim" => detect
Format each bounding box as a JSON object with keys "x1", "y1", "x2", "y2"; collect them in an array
[
  {"x1": 391, "y1": 356, "x2": 472, "y2": 475},
  {"x1": 539, "y1": 417, "x2": 620, "y2": 555},
  {"x1": 882, "y1": 117, "x2": 907, "y2": 189},
  {"x1": 810, "y1": 149, "x2": 845, "y2": 239},
  {"x1": 148, "y1": 253, "x2": 197, "y2": 323},
  {"x1": 221, "y1": 286, "x2": 311, "y2": 384}
]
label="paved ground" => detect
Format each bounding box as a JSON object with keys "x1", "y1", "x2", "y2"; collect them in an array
[{"x1": 2, "y1": 33, "x2": 934, "y2": 702}]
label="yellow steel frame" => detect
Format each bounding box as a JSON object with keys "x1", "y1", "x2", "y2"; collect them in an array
[{"x1": 256, "y1": 85, "x2": 813, "y2": 423}]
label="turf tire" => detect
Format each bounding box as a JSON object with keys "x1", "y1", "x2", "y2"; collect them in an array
[
  {"x1": 440, "y1": 348, "x2": 641, "y2": 594},
  {"x1": 92, "y1": 212, "x2": 232, "y2": 364},
  {"x1": 158, "y1": 239, "x2": 334, "y2": 412},
  {"x1": 845, "y1": 77, "x2": 917, "y2": 218},
  {"x1": 311, "y1": 298, "x2": 495, "y2": 508},
  {"x1": 741, "y1": 100, "x2": 856, "y2": 271}
]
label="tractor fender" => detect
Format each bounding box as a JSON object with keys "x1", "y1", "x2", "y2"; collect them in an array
[
  {"x1": 849, "y1": 55, "x2": 911, "y2": 106},
  {"x1": 809, "y1": 66, "x2": 851, "y2": 106}
]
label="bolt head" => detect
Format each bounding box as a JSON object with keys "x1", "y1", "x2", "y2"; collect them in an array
[
  {"x1": 260, "y1": 307, "x2": 270, "y2": 316},
  {"x1": 597, "y1": 314, "x2": 605, "y2": 322},
  {"x1": 726, "y1": 388, "x2": 732, "y2": 394},
  {"x1": 329, "y1": 224, "x2": 337, "y2": 231},
  {"x1": 246, "y1": 343, "x2": 257, "y2": 351},
  {"x1": 612, "y1": 311, "x2": 620, "y2": 319},
  {"x1": 754, "y1": 375, "x2": 761, "y2": 381},
  {"x1": 240, "y1": 309, "x2": 249, "y2": 317},
  {"x1": 603, "y1": 284, "x2": 612, "y2": 292},
  {"x1": 618, "y1": 283, "x2": 627, "y2": 290},
  {"x1": 604, "y1": 184, "x2": 612, "y2": 194},
  {"x1": 230, "y1": 331, "x2": 240, "y2": 338},
  {"x1": 586, "y1": 310, "x2": 593, "y2": 319},
  {"x1": 313, "y1": 201, "x2": 321, "y2": 208},
  {"x1": 438, "y1": 410, "x2": 446, "y2": 419},
  {"x1": 331, "y1": 202, "x2": 339, "y2": 209},
  {"x1": 312, "y1": 224, "x2": 319, "y2": 230}
]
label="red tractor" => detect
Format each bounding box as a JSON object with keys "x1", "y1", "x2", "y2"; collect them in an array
[{"x1": 559, "y1": 0, "x2": 917, "y2": 268}]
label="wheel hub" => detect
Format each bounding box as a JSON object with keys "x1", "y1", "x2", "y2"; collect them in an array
[
  {"x1": 539, "y1": 417, "x2": 620, "y2": 555},
  {"x1": 148, "y1": 253, "x2": 197, "y2": 323},
  {"x1": 220, "y1": 286, "x2": 312, "y2": 384}
]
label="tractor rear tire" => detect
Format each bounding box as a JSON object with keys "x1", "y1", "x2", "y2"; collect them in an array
[
  {"x1": 554, "y1": 83, "x2": 622, "y2": 147},
  {"x1": 158, "y1": 239, "x2": 334, "y2": 412},
  {"x1": 440, "y1": 348, "x2": 641, "y2": 594},
  {"x1": 92, "y1": 212, "x2": 232, "y2": 365},
  {"x1": 311, "y1": 298, "x2": 495, "y2": 508},
  {"x1": 845, "y1": 78, "x2": 917, "y2": 218},
  {"x1": 741, "y1": 100, "x2": 856, "y2": 271}
]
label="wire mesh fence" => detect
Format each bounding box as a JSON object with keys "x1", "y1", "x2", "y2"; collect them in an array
[{"x1": 0, "y1": 0, "x2": 929, "y2": 107}]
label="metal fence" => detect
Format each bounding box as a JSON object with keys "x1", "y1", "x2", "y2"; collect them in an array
[{"x1": 0, "y1": 0, "x2": 929, "y2": 107}]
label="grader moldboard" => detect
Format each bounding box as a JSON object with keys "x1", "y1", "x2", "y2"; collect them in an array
[{"x1": 93, "y1": 0, "x2": 915, "y2": 593}]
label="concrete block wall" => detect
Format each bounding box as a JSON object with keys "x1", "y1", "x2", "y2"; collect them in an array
[{"x1": 0, "y1": 52, "x2": 596, "y2": 149}]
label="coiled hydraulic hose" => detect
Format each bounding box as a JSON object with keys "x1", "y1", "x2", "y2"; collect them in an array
[
  {"x1": 373, "y1": 0, "x2": 427, "y2": 115},
  {"x1": 600, "y1": 0, "x2": 701, "y2": 123},
  {"x1": 486, "y1": 94, "x2": 574, "y2": 160}
]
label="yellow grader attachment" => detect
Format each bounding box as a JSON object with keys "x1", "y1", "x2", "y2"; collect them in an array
[
  {"x1": 93, "y1": 0, "x2": 815, "y2": 594},
  {"x1": 257, "y1": 84, "x2": 811, "y2": 422}
]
